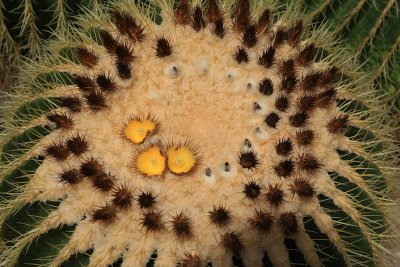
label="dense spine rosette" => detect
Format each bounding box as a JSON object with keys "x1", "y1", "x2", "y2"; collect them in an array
[{"x1": 0, "y1": 1, "x2": 399, "y2": 267}]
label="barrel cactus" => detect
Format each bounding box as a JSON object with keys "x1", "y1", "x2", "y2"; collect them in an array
[{"x1": 0, "y1": 0, "x2": 399, "y2": 266}]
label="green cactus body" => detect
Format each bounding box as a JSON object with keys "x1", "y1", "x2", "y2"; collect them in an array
[{"x1": 0, "y1": 0, "x2": 398, "y2": 266}]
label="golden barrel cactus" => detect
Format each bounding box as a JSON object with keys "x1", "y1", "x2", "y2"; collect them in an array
[{"x1": 0, "y1": 0, "x2": 399, "y2": 266}]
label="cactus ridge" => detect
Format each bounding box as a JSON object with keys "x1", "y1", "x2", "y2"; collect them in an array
[{"x1": 0, "y1": 1, "x2": 399, "y2": 267}]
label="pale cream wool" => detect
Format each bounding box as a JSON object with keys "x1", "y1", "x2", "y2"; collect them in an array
[
  {"x1": 20, "y1": 17, "x2": 333, "y2": 267},
  {"x1": 1, "y1": 1, "x2": 398, "y2": 267},
  {"x1": 53, "y1": 24, "x2": 330, "y2": 266}
]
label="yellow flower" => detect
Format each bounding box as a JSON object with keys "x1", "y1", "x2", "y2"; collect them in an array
[
  {"x1": 136, "y1": 146, "x2": 165, "y2": 176},
  {"x1": 124, "y1": 118, "x2": 157, "y2": 144},
  {"x1": 167, "y1": 145, "x2": 196, "y2": 175}
]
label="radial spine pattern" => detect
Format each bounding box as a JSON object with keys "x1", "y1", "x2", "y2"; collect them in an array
[{"x1": 0, "y1": 1, "x2": 398, "y2": 267}]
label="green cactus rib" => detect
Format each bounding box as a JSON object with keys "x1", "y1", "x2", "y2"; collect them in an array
[
  {"x1": 30, "y1": 72, "x2": 74, "y2": 92},
  {"x1": 0, "y1": 156, "x2": 44, "y2": 202},
  {"x1": 303, "y1": 216, "x2": 347, "y2": 267},
  {"x1": 1, "y1": 126, "x2": 53, "y2": 164},
  {"x1": 318, "y1": 194, "x2": 375, "y2": 267},
  {"x1": 14, "y1": 224, "x2": 75, "y2": 267},
  {"x1": 379, "y1": 49, "x2": 400, "y2": 117},
  {"x1": 0, "y1": 0, "x2": 94, "y2": 55},
  {"x1": 12, "y1": 97, "x2": 62, "y2": 127},
  {"x1": 0, "y1": 0, "x2": 96, "y2": 96},
  {"x1": 283, "y1": 239, "x2": 308, "y2": 266},
  {"x1": 329, "y1": 173, "x2": 385, "y2": 236},
  {"x1": 1, "y1": 200, "x2": 61, "y2": 246},
  {"x1": 60, "y1": 251, "x2": 129, "y2": 267},
  {"x1": 6, "y1": 71, "x2": 74, "y2": 129},
  {"x1": 345, "y1": 0, "x2": 396, "y2": 53},
  {"x1": 344, "y1": 126, "x2": 383, "y2": 154},
  {"x1": 377, "y1": 48, "x2": 400, "y2": 96},
  {"x1": 60, "y1": 249, "x2": 92, "y2": 267},
  {"x1": 314, "y1": 0, "x2": 367, "y2": 34},
  {"x1": 337, "y1": 99, "x2": 369, "y2": 114},
  {"x1": 358, "y1": 4, "x2": 399, "y2": 71},
  {"x1": 0, "y1": 71, "x2": 74, "y2": 165},
  {"x1": 297, "y1": 0, "x2": 400, "y2": 116},
  {"x1": 337, "y1": 150, "x2": 387, "y2": 193}
]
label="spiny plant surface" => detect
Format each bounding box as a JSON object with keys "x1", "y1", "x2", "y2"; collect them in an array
[
  {"x1": 1, "y1": 0, "x2": 399, "y2": 108},
  {"x1": 0, "y1": 0, "x2": 98, "y2": 92},
  {"x1": 0, "y1": 0, "x2": 92, "y2": 55},
  {"x1": 0, "y1": 0, "x2": 399, "y2": 267}
]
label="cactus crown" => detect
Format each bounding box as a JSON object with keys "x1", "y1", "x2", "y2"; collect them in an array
[{"x1": 0, "y1": 0, "x2": 399, "y2": 266}]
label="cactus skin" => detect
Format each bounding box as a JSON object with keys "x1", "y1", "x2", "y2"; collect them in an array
[
  {"x1": 0, "y1": 0, "x2": 95, "y2": 93},
  {"x1": 0, "y1": 0, "x2": 399, "y2": 267},
  {"x1": 0, "y1": 0, "x2": 93, "y2": 54}
]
